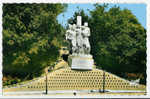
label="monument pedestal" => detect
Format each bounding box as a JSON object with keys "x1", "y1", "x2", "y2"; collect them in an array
[
  {"x1": 3, "y1": 67, "x2": 146, "y2": 92},
  {"x1": 68, "y1": 54, "x2": 94, "y2": 70}
]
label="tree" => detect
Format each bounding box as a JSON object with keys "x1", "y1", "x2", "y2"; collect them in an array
[
  {"x1": 3, "y1": 4, "x2": 67, "y2": 82},
  {"x1": 68, "y1": 4, "x2": 146, "y2": 84}
]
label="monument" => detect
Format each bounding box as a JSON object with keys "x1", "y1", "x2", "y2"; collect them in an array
[
  {"x1": 66, "y1": 16, "x2": 94, "y2": 70},
  {"x1": 3, "y1": 16, "x2": 146, "y2": 95}
]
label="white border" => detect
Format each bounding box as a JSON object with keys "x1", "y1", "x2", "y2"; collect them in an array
[
  {"x1": 0, "y1": 1, "x2": 2, "y2": 98},
  {"x1": 0, "y1": 0, "x2": 150, "y2": 98},
  {"x1": 147, "y1": 1, "x2": 150, "y2": 98}
]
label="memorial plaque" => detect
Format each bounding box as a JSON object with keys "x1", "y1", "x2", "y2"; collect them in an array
[{"x1": 71, "y1": 56, "x2": 94, "y2": 70}]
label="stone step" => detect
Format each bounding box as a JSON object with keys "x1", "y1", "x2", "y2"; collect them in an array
[{"x1": 3, "y1": 67, "x2": 146, "y2": 92}]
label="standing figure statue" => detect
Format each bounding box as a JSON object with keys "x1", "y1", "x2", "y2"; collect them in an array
[
  {"x1": 82, "y1": 22, "x2": 91, "y2": 54},
  {"x1": 66, "y1": 24, "x2": 77, "y2": 55},
  {"x1": 76, "y1": 25, "x2": 84, "y2": 54}
]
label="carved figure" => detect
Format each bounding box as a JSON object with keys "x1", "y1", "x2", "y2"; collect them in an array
[
  {"x1": 82, "y1": 22, "x2": 91, "y2": 54},
  {"x1": 66, "y1": 24, "x2": 78, "y2": 54}
]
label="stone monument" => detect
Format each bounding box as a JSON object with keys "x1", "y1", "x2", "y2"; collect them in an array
[{"x1": 66, "y1": 16, "x2": 94, "y2": 70}]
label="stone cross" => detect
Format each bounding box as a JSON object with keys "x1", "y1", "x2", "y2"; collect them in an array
[{"x1": 77, "y1": 16, "x2": 82, "y2": 26}]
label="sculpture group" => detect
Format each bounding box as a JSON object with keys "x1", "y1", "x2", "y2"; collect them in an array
[{"x1": 66, "y1": 16, "x2": 91, "y2": 55}]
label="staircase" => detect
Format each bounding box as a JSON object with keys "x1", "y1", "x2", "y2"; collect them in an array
[{"x1": 3, "y1": 67, "x2": 146, "y2": 92}]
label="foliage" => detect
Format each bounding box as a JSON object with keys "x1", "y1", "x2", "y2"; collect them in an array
[
  {"x1": 3, "y1": 4, "x2": 67, "y2": 81},
  {"x1": 68, "y1": 4, "x2": 146, "y2": 84},
  {"x1": 3, "y1": 76, "x2": 22, "y2": 86}
]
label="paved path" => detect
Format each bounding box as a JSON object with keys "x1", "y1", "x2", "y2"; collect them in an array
[{"x1": 3, "y1": 90, "x2": 146, "y2": 96}]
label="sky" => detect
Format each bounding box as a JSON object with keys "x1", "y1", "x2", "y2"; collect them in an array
[{"x1": 57, "y1": 4, "x2": 146, "y2": 29}]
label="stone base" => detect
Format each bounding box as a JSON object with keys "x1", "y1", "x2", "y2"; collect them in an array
[
  {"x1": 3, "y1": 67, "x2": 146, "y2": 92},
  {"x1": 68, "y1": 54, "x2": 94, "y2": 70}
]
